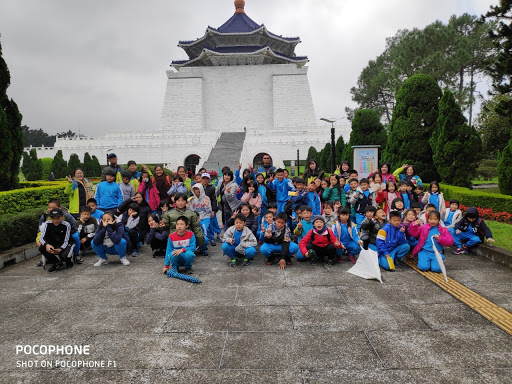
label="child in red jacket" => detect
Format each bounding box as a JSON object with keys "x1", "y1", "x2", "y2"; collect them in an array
[{"x1": 299, "y1": 215, "x2": 341, "y2": 266}]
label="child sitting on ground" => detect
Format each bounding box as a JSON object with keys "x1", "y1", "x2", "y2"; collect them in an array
[
  {"x1": 146, "y1": 213, "x2": 169, "y2": 257},
  {"x1": 258, "y1": 211, "x2": 275, "y2": 242},
  {"x1": 402, "y1": 209, "x2": 420, "y2": 249},
  {"x1": 299, "y1": 215, "x2": 341, "y2": 266},
  {"x1": 92, "y1": 211, "x2": 130, "y2": 266},
  {"x1": 409, "y1": 210, "x2": 454, "y2": 272},
  {"x1": 162, "y1": 216, "x2": 196, "y2": 275},
  {"x1": 452, "y1": 207, "x2": 494, "y2": 254},
  {"x1": 123, "y1": 203, "x2": 142, "y2": 256},
  {"x1": 77, "y1": 205, "x2": 98, "y2": 255},
  {"x1": 38, "y1": 208, "x2": 74, "y2": 272},
  {"x1": 260, "y1": 212, "x2": 299, "y2": 269},
  {"x1": 441, "y1": 199, "x2": 463, "y2": 229},
  {"x1": 322, "y1": 202, "x2": 337, "y2": 229},
  {"x1": 222, "y1": 213, "x2": 258, "y2": 267},
  {"x1": 359, "y1": 206, "x2": 376, "y2": 251},
  {"x1": 87, "y1": 198, "x2": 104, "y2": 221},
  {"x1": 364, "y1": 208, "x2": 388, "y2": 251},
  {"x1": 333, "y1": 207, "x2": 363, "y2": 264},
  {"x1": 376, "y1": 211, "x2": 410, "y2": 271},
  {"x1": 294, "y1": 206, "x2": 314, "y2": 261}
]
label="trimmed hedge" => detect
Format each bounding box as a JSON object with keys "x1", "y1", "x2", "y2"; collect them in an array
[
  {"x1": 440, "y1": 184, "x2": 512, "y2": 214},
  {"x1": 0, "y1": 185, "x2": 69, "y2": 215},
  {"x1": 0, "y1": 207, "x2": 44, "y2": 251},
  {"x1": 19, "y1": 181, "x2": 67, "y2": 188}
]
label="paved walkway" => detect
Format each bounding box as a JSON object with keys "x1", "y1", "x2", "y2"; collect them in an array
[{"x1": 1, "y1": 241, "x2": 511, "y2": 383}]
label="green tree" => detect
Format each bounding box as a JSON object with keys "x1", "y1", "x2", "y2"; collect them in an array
[
  {"x1": 476, "y1": 95, "x2": 512, "y2": 158},
  {"x1": 485, "y1": 1, "x2": 512, "y2": 119},
  {"x1": 0, "y1": 41, "x2": 23, "y2": 191},
  {"x1": 319, "y1": 143, "x2": 332, "y2": 172},
  {"x1": 384, "y1": 74, "x2": 441, "y2": 182},
  {"x1": 67, "y1": 153, "x2": 82, "y2": 176},
  {"x1": 335, "y1": 135, "x2": 346, "y2": 165},
  {"x1": 431, "y1": 90, "x2": 482, "y2": 187},
  {"x1": 350, "y1": 15, "x2": 494, "y2": 125},
  {"x1": 82, "y1": 152, "x2": 93, "y2": 176},
  {"x1": 497, "y1": 130, "x2": 512, "y2": 195},
  {"x1": 91, "y1": 155, "x2": 103, "y2": 177},
  {"x1": 40, "y1": 158, "x2": 53, "y2": 180},
  {"x1": 307, "y1": 146, "x2": 318, "y2": 162},
  {"x1": 21, "y1": 149, "x2": 42, "y2": 181},
  {"x1": 344, "y1": 109, "x2": 387, "y2": 163},
  {"x1": 22, "y1": 125, "x2": 56, "y2": 147},
  {"x1": 51, "y1": 150, "x2": 68, "y2": 179}
]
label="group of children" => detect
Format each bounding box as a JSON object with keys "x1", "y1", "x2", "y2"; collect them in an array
[{"x1": 37, "y1": 158, "x2": 494, "y2": 276}]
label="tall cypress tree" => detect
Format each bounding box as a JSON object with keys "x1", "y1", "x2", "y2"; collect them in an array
[
  {"x1": 67, "y1": 153, "x2": 82, "y2": 176},
  {"x1": 82, "y1": 152, "x2": 93, "y2": 176},
  {"x1": 335, "y1": 135, "x2": 346, "y2": 165},
  {"x1": 344, "y1": 109, "x2": 386, "y2": 163},
  {"x1": 384, "y1": 74, "x2": 441, "y2": 182},
  {"x1": 431, "y1": 90, "x2": 482, "y2": 187},
  {"x1": 0, "y1": 41, "x2": 23, "y2": 190},
  {"x1": 51, "y1": 150, "x2": 68, "y2": 179},
  {"x1": 91, "y1": 155, "x2": 103, "y2": 177}
]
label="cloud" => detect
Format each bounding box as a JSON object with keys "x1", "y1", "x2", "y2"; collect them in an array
[{"x1": 0, "y1": 0, "x2": 494, "y2": 136}]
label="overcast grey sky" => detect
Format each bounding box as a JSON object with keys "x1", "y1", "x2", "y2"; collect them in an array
[{"x1": 0, "y1": 0, "x2": 493, "y2": 137}]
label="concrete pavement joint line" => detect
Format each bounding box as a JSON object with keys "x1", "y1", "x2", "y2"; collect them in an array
[
  {"x1": 334, "y1": 286, "x2": 348, "y2": 305},
  {"x1": 404, "y1": 304, "x2": 433, "y2": 330},
  {"x1": 162, "y1": 306, "x2": 179, "y2": 332},
  {"x1": 404, "y1": 258, "x2": 512, "y2": 335},
  {"x1": 362, "y1": 330, "x2": 386, "y2": 368},
  {"x1": 217, "y1": 331, "x2": 228, "y2": 369}
]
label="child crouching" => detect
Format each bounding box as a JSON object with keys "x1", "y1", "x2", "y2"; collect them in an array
[
  {"x1": 299, "y1": 215, "x2": 341, "y2": 266},
  {"x1": 260, "y1": 212, "x2": 299, "y2": 269},
  {"x1": 222, "y1": 213, "x2": 258, "y2": 266},
  {"x1": 408, "y1": 210, "x2": 453, "y2": 272},
  {"x1": 333, "y1": 207, "x2": 363, "y2": 264},
  {"x1": 376, "y1": 211, "x2": 410, "y2": 271},
  {"x1": 162, "y1": 216, "x2": 196, "y2": 275}
]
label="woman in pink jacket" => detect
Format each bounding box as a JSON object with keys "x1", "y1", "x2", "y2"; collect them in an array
[
  {"x1": 408, "y1": 210, "x2": 453, "y2": 272},
  {"x1": 138, "y1": 171, "x2": 161, "y2": 213},
  {"x1": 240, "y1": 181, "x2": 262, "y2": 216}
]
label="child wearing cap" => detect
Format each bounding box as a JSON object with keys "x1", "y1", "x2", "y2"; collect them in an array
[
  {"x1": 38, "y1": 208, "x2": 74, "y2": 272},
  {"x1": 299, "y1": 215, "x2": 341, "y2": 266}
]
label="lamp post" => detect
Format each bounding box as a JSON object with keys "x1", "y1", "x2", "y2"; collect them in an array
[{"x1": 320, "y1": 117, "x2": 346, "y2": 173}]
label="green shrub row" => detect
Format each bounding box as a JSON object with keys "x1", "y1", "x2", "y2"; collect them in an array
[
  {"x1": 440, "y1": 184, "x2": 512, "y2": 214},
  {"x1": 0, "y1": 185, "x2": 69, "y2": 215},
  {"x1": 0, "y1": 207, "x2": 45, "y2": 251},
  {"x1": 18, "y1": 181, "x2": 67, "y2": 188}
]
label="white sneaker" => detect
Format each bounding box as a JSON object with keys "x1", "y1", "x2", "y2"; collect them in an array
[
  {"x1": 94, "y1": 258, "x2": 108, "y2": 267},
  {"x1": 120, "y1": 257, "x2": 130, "y2": 266}
]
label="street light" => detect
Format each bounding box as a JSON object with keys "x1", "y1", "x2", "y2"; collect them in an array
[{"x1": 320, "y1": 117, "x2": 344, "y2": 173}]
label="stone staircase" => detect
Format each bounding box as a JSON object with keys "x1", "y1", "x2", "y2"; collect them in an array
[{"x1": 202, "y1": 132, "x2": 246, "y2": 172}]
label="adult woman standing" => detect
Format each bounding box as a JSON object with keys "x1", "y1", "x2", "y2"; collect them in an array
[
  {"x1": 152, "y1": 165, "x2": 171, "y2": 201},
  {"x1": 303, "y1": 159, "x2": 325, "y2": 185},
  {"x1": 65, "y1": 168, "x2": 95, "y2": 218},
  {"x1": 217, "y1": 170, "x2": 240, "y2": 226},
  {"x1": 393, "y1": 164, "x2": 423, "y2": 186}
]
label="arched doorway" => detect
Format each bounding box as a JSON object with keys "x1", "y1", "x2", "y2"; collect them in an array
[
  {"x1": 252, "y1": 153, "x2": 273, "y2": 170},
  {"x1": 184, "y1": 154, "x2": 201, "y2": 174}
]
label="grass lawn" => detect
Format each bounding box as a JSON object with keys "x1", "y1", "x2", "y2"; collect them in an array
[
  {"x1": 486, "y1": 221, "x2": 512, "y2": 251},
  {"x1": 472, "y1": 177, "x2": 498, "y2": 185}
]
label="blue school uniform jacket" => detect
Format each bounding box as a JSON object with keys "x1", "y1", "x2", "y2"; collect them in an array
[
  {"x1": 376, "y1": 223, "x2": 408, "y2": 257},
  {"x1": 268, "y1": 179, "x2": 295, "y2": 203},
  {"x1": 95, "y1": 181, "x2": 123, "y2": 210},
  {"x1": 306, "y1": 191, "x2": 321, "y2": 216}
]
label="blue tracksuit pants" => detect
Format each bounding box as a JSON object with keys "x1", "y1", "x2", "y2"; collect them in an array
[
  {"x1": 72, "y1": 232, "x2": 80, "y2": 256},
  {"x1": 418, "y1": 250, "x2": 444, "y2": 273},
  {"x1": 449, "y1": 228, "x2": 480, "y2": 248},
  {"x1": 92, "y1": 238, "x2": 127, "y2": 260},
  {"x1": 378, "y1": 243, "x2": 410, "y2": 270},
  {"x1": 168, "y1": 251, "x2": 195, "y2": 269},
  {"x1": 221, "y1": 243, "x2": 257, "y2": 260},
  {"x1": 260, "y1": 242, "x2": 299, "y2": 259}
]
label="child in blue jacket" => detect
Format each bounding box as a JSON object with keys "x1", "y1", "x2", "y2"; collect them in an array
[
  {"x1": 376, "y1": 211, "x2": 410, "y2": 271},
  {"x1": 267, "y1": 168, "x2": 295, "y2": 213},
  {"x1": 293, "y1": 206, "x2": 314, "y2": 261},
  {"x1": 95, "y1": 168, "x2": 124, "y2": 211},
  {"x1": 306, "y1": 181, "x2": 321, "y2": 216},
  {"x1": 333, "y1": 207, "x2": 363, "y2": 264}
]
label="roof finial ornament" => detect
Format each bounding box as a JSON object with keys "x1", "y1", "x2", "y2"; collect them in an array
[{"x1": 234, "y1": 0, "x2": 245, "y2": 14}]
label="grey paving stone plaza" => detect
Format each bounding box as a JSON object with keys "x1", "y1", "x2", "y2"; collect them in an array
[{"x1": 1, "y1": 241, "x2": 511, "y2": 383}]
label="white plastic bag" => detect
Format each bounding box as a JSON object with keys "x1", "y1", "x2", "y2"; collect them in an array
[{"x1": 347, "y1": 247, "x2": 383, "y2": 284}]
